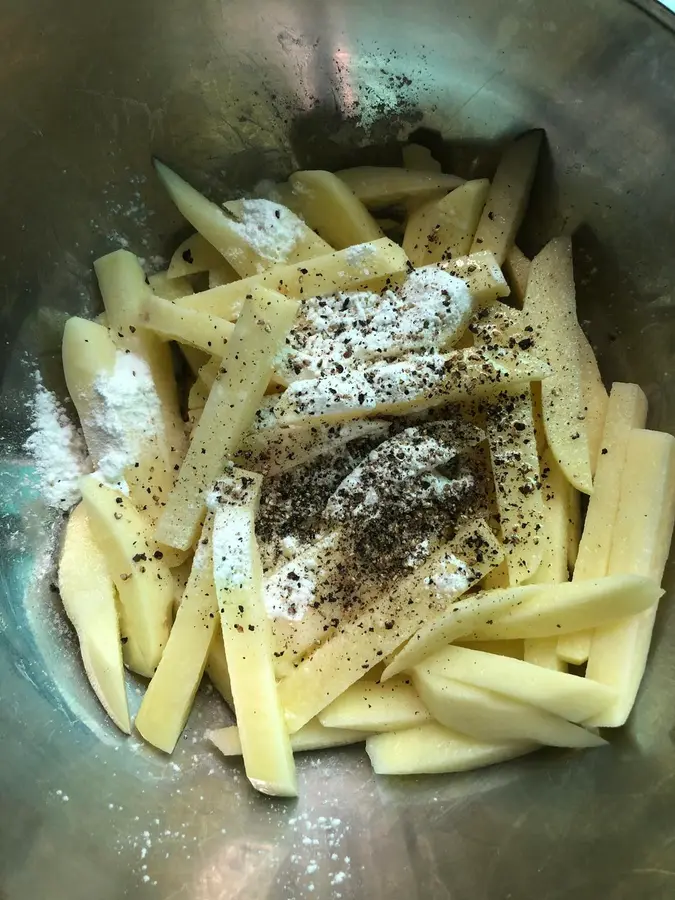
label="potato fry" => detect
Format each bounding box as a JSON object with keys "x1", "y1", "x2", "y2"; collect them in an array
[
  {"x1": 457, "y1": 639, "x2": 524, "y2": 659},
  {"x1": 414, "y1": 673, "x2": 604, "y2": 748},
  {"x1": 213, "y1": 469, "x2": 297, "y2": 796},
  {"x1": 557, "y1": 383, "x2": 648, "y2": 665},
  {"x1": 318, "y1": 675, "x2": 431, "y2": 732},
  {"x1": 586, "y1": 429, "x2": 675, "y2": 727},
  {"x1": 523, "y1": 237, "x2": 592, "y2": 493},
  {"x1": 168, "y1": 232, "x2": 234, "y2": 279},
  {"x1": 136, "y1": 292, "x2": 235, "y2": 355},
  {"x1": 366, "y1": 723, "x2": 535, "y2": 775},
  {"x1": 470, "y1": 131, "x2": 542, "y2": 265},
  {"x1": 209, "y1": 719, "x2": 365, "y2": 756},
  {"x1": 439, "y1": 251, "x2": 511, "y2": 306},
  {"x1": 523, "y1": 637, "x2": 566, "y2": 672},
  {"x1": 204, "y1": 627, "x2": 233, "y2": 708},
  {"x1": 156, "y1": 289, "x2": 299, "y2": 551},
  {"x1": 58, "y1": 504, "x2": 130, "y2": 733},
  {"x1": 503, "y1": 245, "x2": 530, "y2": 305},
  {"x1": 401, "y1": 144, "x2": 441, "y2": 173},
  {"x1": 577, "y1": 327, "x2": 608, "y2": 474},
  {"x1": 289, "y1": 170, "x2": 384, "y2": 248},
  {"x1": 149, "y1": 271, "x2": 194, "y2": 301},
  {"x1": 403, "y1": 179, "x2": 490, "y2": 266},
  {"x1": 79, "y1": 476, "x2": 174, "y2": 679},
  {"x1": 336, "y1": 166, "x2": 463, "y2": 208}
]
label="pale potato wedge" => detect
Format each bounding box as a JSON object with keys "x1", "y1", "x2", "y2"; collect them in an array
[
  {"x1": 401, "y1": 144, "x2": 441, "y2": 173},
  {"x1": 532, "y1": 449, "x2": 569, "y2": 585},
  {"x1": 58, "y1": 504, "x2": 130, "y2": 733},
  {"x1": 148, "y1": 271, "x2": 194, "y2": 301},
  {"x1": 577, "y1": 327, "x2": 608, "y2": 474},
  {"x1": 523, "y1": 237, "x2": 592, "y2": 493},
  {"x1": 503, "y1": 245, "x2": 530, "y2": 305},
  {"x1": 208, "y1": 720, "x2": 366, "y2": 756},
  {"x1": 439, "y1": 250, "x2": 511, "y2": 306},
  {"x1": 168, "y1": 232, "x2": 234, "y2": 279},
  {"x1": 558, "y1": 382, "x2": 648, "y2": 665},
  {"x1": 403, "y1": 179, "x2": 490, "y2": 266},
  {"x1": 457, "y1": 639, "x2": 524, "y2": 659},
  {"x1": 274, "y1": 347, "x2": 551, "y2": 425},
  {"x1": 478, "y1": 560, "x2": 510, "y2": 591},
  {"x1": 585, "y1": 428, "x2": 675, "y2": 727},
  {"x1": 417, "y1": 646, "x2": 614, "y2": 723},
  {"x1": 212, "y1": 469, "x2": 297, "y2": 797},
  {"x1": 79, "y1": 476, "x2": 174, "y2": 679},
  {"x1": 485, "y1": 386, "x2": 545, "y2": 584},
  {"x1": 470, "y1": 130, "x2": 542, "y2": 265},
  {"x1": 278, "y1": 522, "x2": 503, "y2": 733},
  {"x1": 205, "y1": 627, "x2": 233, "y2": 708},
  {"x1": 336, "y1": 166, "x2": 463, "y2": 208},
  {"x1": 209, "y1": 262, "x2": 239, "y2": 288},
  {"x1": 224, "y1": 197, "x2": 332, "y2": 262},
  {"x1": 414, "y1": 673, "x2": 604, "y2": 748},
  {"x1": 366, "y1": 723, "x2": 535, "y2": 775},
  {"x1": 523, "y1": 637, "x2": 566, "y2": 672},
  {"x1": 156, "y1": 289, "x2": 299, "y2": 552},
  {"x1": 176, "y1": 237, "x2": 409, "y2": 317},
  {"x1": 289, "y1": 170, "x2": 384, "y2": 248},
  {"x1": 136, "y1": 292, "x2": 234, "y2": 355},
  {"x1": 135, "y1": 514, "x2": 218, "y2": 752},
  {"x1": 318, "y1": 675, "x2": 431, "y2": 733}
]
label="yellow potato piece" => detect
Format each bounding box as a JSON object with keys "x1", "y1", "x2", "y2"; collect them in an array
[
  {"x1": 401, "y1": 144, "x2": 441, "y2": 173},
  {"x1": 577, "y1": 327, "x2": 608, "y2": 473},
  {"x1": 79, "y1": 476, "x2": 174, "y2": 679},
  {"x1": 224, "y1": 196, "x2": 332, "y2": 262},
  {"x1": 205, "y1": 627, "x2": 233, "y2": 709},
  {"x1": 135, "y1": 515, "x2": 218, "y2": 752},
  {"x1": 58, "y1": 504, "x2": 130, "y2": 733},
  {"x1": 523, "y1": 237, "x2": 593, "y2": 493},
  {"x1": 414, "y1": 673, "x2": 604, "y2": 748},
  {"x1": 213, "y1": 470, "x2": 297, "y2": 797},
  {"x1": 522, "y1": 638, "x2": 566, "y2": 672},
  {"x1": 318, "y1": 675, "x2": 431, "y2": 733},
  {"x1": 335, "y1": 166, "x2": 463, "y2": 208},
  {"x1": 557, "y1": 383, "x2": 648, "y2": 665},
  {"x1": 289, "y1": 170, "x2": 383, "y2": 248},
  {"x1": 366, "y1": 723, "x2": 535, "y2": 775},
  {"x1": 403, "y1": 179, "x2": 490, "y2": 266},
  {"x1": 148, "y1": 271, "x2": 194, "y2": 301},
  {"x1": 439, "y1": 251, "x2": 511, "y2": 306},
  {"x1": 470, "y1": 130, "x2": 542, "y2": 265},
  {"x1": 585, "y1": 428, "x2": 675, "y2": 727},
  {"x1": 278, "y1": 522, "x2": 502, "y2": 733},
  {"x1": 208, "y1": 719, "x2": 365, "y2": 756},
  {"x1": 503, "y1": 245, "x2": 530, "y2": 306},
  {"x1": 180, "y1": 345, "x2": 209, "y2": 377},
  {"x1": 417, "y1": 645, "x2": 614, "y2": 723},
  {"x1": 168, "y1": 232, "x2": 234, "y2": 279},
  {"x1": 457, "y1": 639, "x2": 524, "y2": 659},
  {"x1": 156, "y1": 289, "x2": 299, "y2": 552},
  {"x1": 137, "y1": 292, "x2": 235, "y2": 355}
]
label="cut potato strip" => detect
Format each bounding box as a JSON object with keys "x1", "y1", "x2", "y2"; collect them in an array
[
  {"x1": 168, "y1": 233, "x2": 235, "y2": 279},
  {"x1": 503, "y1": 246, "x2": 530, "y2": 305},
  {"x1": 177, "y1": 237, "x2": 409, "y2": 317},
  {"x1": 457, "y1": 639, "x2": 524, "y2": 659},
  {"x1": 135, "y1": 515, "x2": 217, "y2": 752},
  {"x1": 80, "y1": 476, "x2": 174, "y2": 679},
  {"x1": 93, "y1": 250, "x2": 186, "y2": 478},
  {"x1": 209, "y1": 263, "x2": 239, "y2": 288},
  {"x1": 523, "y1": 237, "x2": 592, "y2": 493},
  {"x1": 558, "y1": 383, "x2": 648, "y2": 665},
  {"x1": 466, "y1": 575, "x2": 660, "y2": 640},
  {"x1": 415, "y1": 673, "x2": 604, "y2": 748},
  {"x1": 478, "y1": 560, "x2": 510, "y2": 591},
  {"x1": 577, "y1": 328, "x2": 608, "y2": 474},
  {"x1": 417, "y1": 646, "x2": 614, "y2": 723},
  {"x1": 470, "y1": 131, "x2": 542, "y2": 265},
  {"x1": 205, "y1": 627, "x2": 233, "y2": 709},
  {"x1": 156, "y1": 289, "x2": 299, "y2": 552},
  {"x1": 523, "y1": 638, "x2": 566, "y2": 672},
  {"x1": 532, "y1": 449, "x2": 569, "y2": 586},
  {"x1": 318, "y1": 675, "x2": 431, "y2": 733},
  {"x1": 336, "y1": 166, "x2": 463, "y2": 208},
  {"x1": 209, "y1": 720, "x2": 365, "y2": 756},
  {"x1": 275, "y1": 347, "x2": 551, "y2": 425},
  {"x1": 137, "y1": 292, "x2": 235, "y2": 355},
  {"x1": 289, "y1": 170, "x2": 384, "y2": 248},
  {"x1": 149, "y1": 271, "x2": 194, "y2": 301},
  {"x1": 213, "y1": 469, "x2": 297, "y2": 796},
  {"x1": 439, "y1": 251, "x2": 511, "y2": 306},
  {"x1": 585, "y1": 428, "x2": 675, "y2": 727},
  {"x1": 401, "y1": 144, "x2": 441, "y2": 173},
  {"x1": 278, "y1": 522, "x2": 503, "y2": 733},
  {"x1": 58, "y1": 504, "x2": 130, "y2": 733},
  {"x1": 155, "y1": 161, "x2": 330, "y2": 277},
  {"x1": 486, "y1": 386, "x2": 545, "y2": 584},
  {"x1": 366, "y1": 723, "x2": 535, "y2": 775},
  {"x1": 403, "y1": 179, "x2": 490, "y2": 267}
]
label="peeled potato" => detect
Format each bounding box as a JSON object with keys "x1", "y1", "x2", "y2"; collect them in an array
[
  {"x1": 289, "y1": 170, "x2": 384, "y2": 248},
  {"x1": 209, "y1": 720, "x2": 365, "y2": 756},
  {"x1": 318, "y1": 675, "x2": 431, "y2": 733}
]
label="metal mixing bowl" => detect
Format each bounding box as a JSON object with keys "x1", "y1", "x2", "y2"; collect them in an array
[{"x1": 2, "y1": 1, "x2": 675, "y2": 897}]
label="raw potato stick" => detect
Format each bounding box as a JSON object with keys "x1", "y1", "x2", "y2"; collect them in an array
[
  {"x1": 208, "y1": 720, "x2": 366, "y2": 756},
  {"x1": 318, "y1": 675, "x2": 432, "y2": 732},
  {"x1": 585, "y1": 429, "x2": 675, "y2": 727},
  {"x1": 289, "y1": 170, "x2": 384, "y2": 248},
  {"x1": 224, "y1": 197, "x2": 332, "y2": 263},
  {"x1": 156, "y1": 289, "x2": 299, "y2": 551},
  {"x1": 212, "y1": 470, "x2": 297, "y2": 796},
  {"x1": 401, "y1": 144, "x2": 441, "y2": 173},
  {"x1": 79, "y1": 476, "x2": 174, "y2": 679},
  {"x1": 149, "y1": 271, "x2": 194, "y2": 301},
  {"x1": 137, "y1": 292, "x2": 235, "y2": 355},
  {"x1": 135, "y1": 515, "x2": 218, "y2": 752},
  {"x1": 366, "y1": 722, "x2": 535, "y2": 775},
  {"x1": 503, "y1": 245, "x2": 530, "y2": 305},
  {"x1": 278, "y1": 522, "x2": 503, "y2": 733},
  {"x1": 470, "y1": 130, "x2": 542, "y2": 265},
  {"x1": 168, "y1": 232, "x2": 236, "y2": 279},
  {"x1": 58, "y1": 504, "x2": 130, "y2": 733},
  {"x1": 577, "y1": 327, "x2": 608, "y2": 473},
  {"x1": 557, "y1": 383, "x2": 648, "y2": 665},
  {"x1": 438, "y1": 251, "x2": 511, "y2": 306},
  {"x1": 414, "y1": 673, "x2": 605, "y2": 748},
  {"x1": 335, "y1": 166, "x2": 464, "y2": 207},
  {"x1": 523, "y1": 237, "x2": 593, "y2": 493}
]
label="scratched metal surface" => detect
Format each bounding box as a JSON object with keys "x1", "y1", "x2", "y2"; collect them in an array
[{"x1": 3, "y1": 1, "x2": 675, "y2": 898}]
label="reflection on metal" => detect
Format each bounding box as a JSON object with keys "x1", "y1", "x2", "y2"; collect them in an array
[{"x1": 2, "y1": 0, "x2": 675, "y2": 897}]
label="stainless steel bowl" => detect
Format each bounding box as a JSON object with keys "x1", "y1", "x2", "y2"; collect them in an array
[{"x1": 3, "y1": 1, "x2": 675, "y2": 897}]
